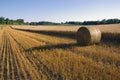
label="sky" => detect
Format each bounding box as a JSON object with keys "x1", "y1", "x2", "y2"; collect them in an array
[{"x1": 0, "y1": 0, "x2": 120, "y2": 22}]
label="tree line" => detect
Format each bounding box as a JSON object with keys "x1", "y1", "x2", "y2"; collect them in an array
[
  {"x1": 0, "y1": 17, "x2": 27, "y2": 25},
  {"x1": 29, "y1": 19, "x2": 120, "y2": 25},
  {"x1": 64, "y1": 19, "x2": 120, "y2": 25},
  {"x1": 0, "y1": 17, "x2": 120, "y2": 25}
]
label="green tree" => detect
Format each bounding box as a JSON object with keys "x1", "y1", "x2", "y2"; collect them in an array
[
  {"x1": 0, "y1": 17, "x2": 6, "y2": 24},
  {"x1": 5, "y1": 18, "x2": 10, "y2": 24},
  {"x1": 16, "y1": 19, "x2": 24, "y2": 25}
]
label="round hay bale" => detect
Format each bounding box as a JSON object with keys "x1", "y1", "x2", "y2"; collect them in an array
[{"x1": 76, "y1": 27, "x2": 101, "y2": 45}]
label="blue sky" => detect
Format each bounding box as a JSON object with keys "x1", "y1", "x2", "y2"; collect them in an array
[{"x1": 0, "y1": 0, "x2": 120, "y2": 22}]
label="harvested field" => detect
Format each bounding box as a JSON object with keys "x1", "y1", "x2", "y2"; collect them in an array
[
  {"x1": 12, "y1": 24, "x2": 120, "y2": 42},
  {"x1": 12, "y1": 24, "x2": 120, "y2": 33},
  {"x1": 11, "y1": 25, "x2": 80, "y2": 32},
  {"x1": 0, "y1": 25, "x2": 120, "y2": 80}
]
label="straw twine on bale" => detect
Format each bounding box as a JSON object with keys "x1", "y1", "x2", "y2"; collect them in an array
[{"x1": 76, "y1": 27, "x2": 101, "y2": 45}]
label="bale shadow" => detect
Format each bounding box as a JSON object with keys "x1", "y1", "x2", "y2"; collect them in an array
[
  {"x1": 101, "y1": 32, "x2": 120, "y2": 43},
  {"x1": 12, "y1": 28, "x2": 76, "y2": 39},
  {"x1": 25, "y1": 43, "x2": 80, "y2": 52}
]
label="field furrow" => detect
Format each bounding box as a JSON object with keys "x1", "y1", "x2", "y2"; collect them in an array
[
  {"x1": 8, "y1": 27, "x2": 60, "y2": 79},
  {"x1": 7, "y1": 31, "x2": 41, "y2": 80}
]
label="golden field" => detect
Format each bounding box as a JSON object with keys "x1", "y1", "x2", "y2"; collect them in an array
[
  {"x1": 12, "y1": 24, "x2": 120, "y2": 33},
  {"x1": 12, "y1": 24, "x2": 120, "y2": 41},
  {"x1": 0, "y1": 25, "x2": 120, "y2": 80}
]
